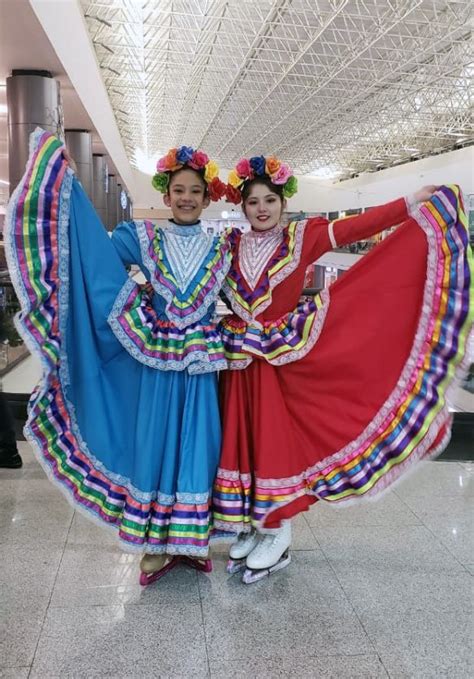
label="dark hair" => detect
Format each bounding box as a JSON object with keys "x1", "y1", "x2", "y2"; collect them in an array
[
  {"x1": 241, "y1": 175, "x2": 284, "y2": 203},
  {"x1": 168, "y1": 166, "x2": 207, "y2": 195}
]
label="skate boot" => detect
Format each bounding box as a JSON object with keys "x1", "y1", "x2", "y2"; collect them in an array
[
  {"x1": 139, "y1": 553, "x2": 213, "y2": 586},
  {"x1": 227, "y1": 529, "x2": 258, "y2": 574},
  {"x1": 242, "y1": 521, "x2": 292, "y2": 584},
  {"x1": 139, "y1": 553, "x2": 175, "y2": 586}
]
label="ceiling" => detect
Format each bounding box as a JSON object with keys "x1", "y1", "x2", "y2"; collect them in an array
[
  {"x1": 80, "y1": 0, "x2": 473, "y2": 180},
  {"x1": 0, "y1": 0, "x2": 119, "y2": 207}
]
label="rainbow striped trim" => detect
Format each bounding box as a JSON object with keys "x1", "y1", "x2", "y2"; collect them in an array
[
  {"x1": 223, "y1": 221, "x2": 305, "y2": 323},
  {"x1": 108, "y1": 277, "x2": 227, "y2": 374},
  {"x1": 138, "y1": 220, "x2": 231, "y2": 329},
  {"x1": 219, "y1": 288, "x2": 330, "y2": 368},
  {"x1": 6, "y1": 129, "x2": 213, "y2": 555},
  {"x1": 213, "y1": 186, "x2": 473, "y2": 530}
]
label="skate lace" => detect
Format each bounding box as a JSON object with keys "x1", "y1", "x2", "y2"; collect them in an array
[
  {"x1": 251, "y1": 534, "x2": 275, "y2": 558},
  {"x1": 237, "y1": 530, "x2": 254, "y2": 543}
]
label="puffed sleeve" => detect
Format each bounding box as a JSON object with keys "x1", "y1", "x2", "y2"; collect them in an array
[{"x1": 111, "y1": 221, "x2": 143, "y2": 267}]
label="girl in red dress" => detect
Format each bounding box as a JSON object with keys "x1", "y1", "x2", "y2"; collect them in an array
[{"x1": 213, "y1": 155, "x2": 473, "y2": 583}]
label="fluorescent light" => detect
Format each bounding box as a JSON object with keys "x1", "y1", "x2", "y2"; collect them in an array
[
  {"x1": 0, "y1": 104, "x2": 7, "y2": 114},
  {"x1": 132, "y1": 148, "x2": 161, "y2": 176},
  {"x1": 308, "y1": 167, "x2": 342, "y2": 180},
  {"x1": 0, "y1": 179, "x2": 10, "y2": 185}
]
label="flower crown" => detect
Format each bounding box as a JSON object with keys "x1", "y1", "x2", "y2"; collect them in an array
[
  {"x1": 225, "y1": 155, "x2": 298, "y2": 204},
  {"x1": 152, "y1": 145, "x2": 226, "y2": 202}
]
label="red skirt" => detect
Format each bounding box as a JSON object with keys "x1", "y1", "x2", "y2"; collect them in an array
[{"x1": 213, "y1": 188, "x2": 472, "y2": 532}]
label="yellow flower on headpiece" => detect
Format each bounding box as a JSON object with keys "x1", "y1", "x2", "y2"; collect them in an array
[
  {"x1": 228, "y1": 169, "x2": 244, "y2": 188},
  {"x1": 204, "y1": 160, "x2": 219, "y2": 183}
]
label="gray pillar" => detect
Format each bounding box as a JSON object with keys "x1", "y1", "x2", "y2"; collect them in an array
[
  {"x1": 107, "y1": 175, "x2": 118, "y2": 231},
  {"x1": 92, "y1": 154, "x2": 108, "y2": 227},
  {"x1": 65, "y1": 130, "x2": 93, "y2": 199},
  {"x1": 7, "y1": 69, "x2": 63, "y2": 195},
  {"x1": 314, "y1": 265, "x2": 325, "y2": 289}
]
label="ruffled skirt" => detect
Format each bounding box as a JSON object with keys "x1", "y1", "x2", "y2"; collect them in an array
[
  {"x1": 7, "y1": 130, "x2": 221, "y2": 556},
  {"x1": 213, "y1": 187, "x2": 473, "y2": 532}
]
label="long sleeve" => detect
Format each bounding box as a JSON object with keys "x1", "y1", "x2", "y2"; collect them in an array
[
  {"x1": 111, "y1": 221, "x2": 143, "y2": 267},
  {"x1": 303, "y1": 197, "x2": 410, "y2": 262},
  {"x1": 330, "y1": 197, "x2": 409, "y2": 248}
]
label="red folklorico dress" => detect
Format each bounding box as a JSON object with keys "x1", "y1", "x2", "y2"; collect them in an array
[{"x1": 213, "y1": 187, "x2": 473, "y2": 532}]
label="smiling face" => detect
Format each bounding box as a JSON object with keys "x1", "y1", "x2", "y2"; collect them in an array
[
  {"x1": 242, "y1": 180, "x2": 286, "y2": 232},
  {"x1": 163, "y1": 168, "x2": 210, "y2": 224}
]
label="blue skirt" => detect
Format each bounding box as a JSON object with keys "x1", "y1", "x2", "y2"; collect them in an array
[{"x1": 7, "y1": 129, "x2": 221, "y2": 555}]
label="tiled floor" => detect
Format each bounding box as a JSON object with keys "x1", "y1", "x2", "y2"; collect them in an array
[{"x1": 1, "y1": 442, "x2": 472, "y2": 678}]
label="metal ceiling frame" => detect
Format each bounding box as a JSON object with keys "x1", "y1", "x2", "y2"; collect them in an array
[{"x1": 81, "y1": 0, "x2": 473, "y2": 179}]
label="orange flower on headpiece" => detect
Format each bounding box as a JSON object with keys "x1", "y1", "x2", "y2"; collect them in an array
[
  {"x1": 265, "y1": 156, "x2": 281, "y2": 176},
  {"x1": 163, "y1": 148, "x2": 180, "y2": 172}
]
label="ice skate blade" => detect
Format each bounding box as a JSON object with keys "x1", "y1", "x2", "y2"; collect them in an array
[
  {"x1": 139, "y1": 557, "x2": 178, "y2": 586},
  {"x1": 139, "y1": 556, "x2": 212, "y2": 586},
  {"x1": 242, "y1": 552, "x2": 291, "y2": 584},
  {"x1": 181, "y1": 556, "x2": 213, "y2": 573},
  {"x1": 226, "y1": 558, "x2": 246, "y2": 574}
]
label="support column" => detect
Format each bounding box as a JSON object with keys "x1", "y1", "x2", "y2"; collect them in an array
[
  {"x1": 7, "y1": 69, "x2": 63, "y2": 195},
  {"x1": 65, "y1": 130, "x2": 93, "y2": 200},
  {"x1": 92, "y1": 154, "x2": 108, "y2": 228},
  {"x1": 106, "y1": 174, "x2": 118, "y2": 231}
]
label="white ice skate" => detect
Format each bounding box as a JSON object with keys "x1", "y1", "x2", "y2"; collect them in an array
[
  {"x1": 242, "y1": 521, "x2": 292, "y2": 584},
  {"x1": 226, "y1": 530, "x2": 259, "y2": 574}
]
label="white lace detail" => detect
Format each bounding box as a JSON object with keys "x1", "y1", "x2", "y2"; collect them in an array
[
  {"x1": 404, "y1": 194, "x2": 418, "y2": 214},
  {"x1": 239, "y1": 227, "x2": 284, "y2": 289},
  {"x1": 135, "y1": 221, "x2": 231, "y2": 330},
  {"x1": 162, "y1": 228, "x2": 214, "y2": 293},
  {"x1": 216, "y1": 468, "x2": 252, "y2": 483},
  {"x1": 107, "y1": 277, "x2": 227, "y2": 374},
  {"x1": 225, "y1": 220, "x2": 307, "y2": 323}
]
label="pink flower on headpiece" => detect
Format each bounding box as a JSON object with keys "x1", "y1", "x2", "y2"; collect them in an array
[
  {"x1": 189, "y1": 150, "x2": 209, "y2": 169},
  {"x1": 272, "y1": 163, "x2": 292, "y2": 185},
  {"x1": 156, "y1": 156, "x2": 168, "y2": 172},
  {"x1": 235, "y1": 158, "x2": 251, "y2": 178}
]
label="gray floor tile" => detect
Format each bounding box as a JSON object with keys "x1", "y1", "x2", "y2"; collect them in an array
[
  {"x1": 395, "y1": 493, "x2": 474, "y2": 564},
  {"x1": 0, "y1": 495, "x2": 73, "y2": 545},
  {"x1": 394, "y1": 460, "x2": 473, "y2": 499},
  {"x1": 199, "y1": 551, "x2": 372, "y2": 662},
  {"x1": 312, "y1": 524, "x2": 466, "y2": 575},
  {"x1": 0, "y1": 601, "x2": 47, "y2": 668},
  {"x1": 210, "y1": 655, "x2": 388, "y2": 678},
  {"x1": 291, "y1": 513, "x2": 320, "y2": 550},
  {"x1": 379, "y1": 650, "x2": 472, "y2": 678},
  {"x1": 30, "y1": 603, "x2": 209, "y2": 678},
  {"x1": 332, "y1": 568, "x2": 472, "y2": 678},
  {"x1": 0, "y1": 542, "x2": 64, "y2": 608},
  {"x1": 50, "y1": 543, "x2": 201, "y2": 607},
  {"x1": 306, "y1": 491, "x2": 420, "y2": 528},
  {"x1": 66, "y1": 512, "x2": 120, "y2": 547},
  {"x1": 0, "y1": 669, "x2": 31, "y2": 679}
]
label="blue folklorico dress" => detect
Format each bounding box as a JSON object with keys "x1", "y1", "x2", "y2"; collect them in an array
[{"x1": 6, "y1": 129, "x2": 231, "y2": 556}]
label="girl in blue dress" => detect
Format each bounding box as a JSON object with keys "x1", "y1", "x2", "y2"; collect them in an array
[{"x1": 6, "y1": 130, "x2": 229, "y2": 584}]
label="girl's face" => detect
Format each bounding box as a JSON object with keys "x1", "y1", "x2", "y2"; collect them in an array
[
  {"x1": 163, "y1": 168, "x2": 210, "y2": 224},
  {"x1": 243, "y1": 183, "x2": 286, "y2": 232}
]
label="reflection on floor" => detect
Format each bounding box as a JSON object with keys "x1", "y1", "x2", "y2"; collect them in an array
[{"x1": 1, "y1": 442, "x2": 472, "y2": 678}]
